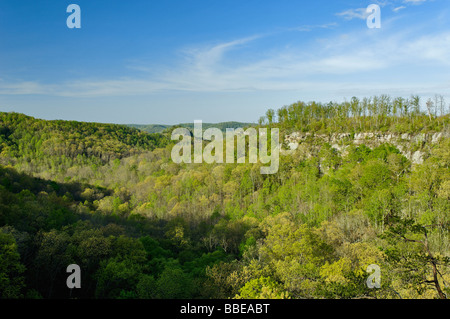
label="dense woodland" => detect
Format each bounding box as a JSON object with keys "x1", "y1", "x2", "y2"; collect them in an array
[{"x1": 0, "y1": 94, "x2": 449, "y2": 299}]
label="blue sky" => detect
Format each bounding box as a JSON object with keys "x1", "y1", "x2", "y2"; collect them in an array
[{"x1": 0, "y1": 0, "x2": 449, "y2": 124}]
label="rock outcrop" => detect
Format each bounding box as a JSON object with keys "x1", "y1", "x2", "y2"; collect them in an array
[{"x1": 283, "y1": 131, "x2": 449, "y2": 164}]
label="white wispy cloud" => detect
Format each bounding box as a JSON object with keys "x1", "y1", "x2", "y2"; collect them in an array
[
  {"x1": 287, "y1": 22, "x2": 338, "y2": 32},
  {"x1": 403, "y1": 0, "x2": 428, "y2": 4},
  {"x1": 393, "y1": 6, "x2": 406, "y2": 12},
  {"x1": 336, "y1": 8, "x2": 371, "y2": 20},
  {"x1": 0, "y1": 81, "x2": 54, "y2": 95},
  {"x1": 338, "y1": 0, "x2": 430, "y2": 18},
  {"x1": 0, "y1": 7, "x2": 449, "y2": 99}
]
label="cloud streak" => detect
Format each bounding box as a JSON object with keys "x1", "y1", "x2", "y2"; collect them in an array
[
  {"x1": 0, "y1": 5, "x2": 449, "y2": 100},
  {"x1": 336, "y1": 8, "x2": 371, "y2": 20}
]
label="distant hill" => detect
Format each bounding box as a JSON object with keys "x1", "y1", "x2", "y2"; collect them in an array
[
  {"x1": 127, "y1": 121, "x2": 256, "y2": 134},
  {"x1": 127, "y1": 124, "x2": 171, "y2": 134},
  {"x1": 0, "y1": 112, "x2": 169, "y2": 164}
]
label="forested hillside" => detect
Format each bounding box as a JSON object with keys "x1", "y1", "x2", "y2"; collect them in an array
[
  {"x1": 128, "y1": 122, "x2": 255, "y2": 134},
  {"x1": 0, "y1": 95, "x2": 449, "y2": 299},
  {"x1": 0, "y1": 112, "x2": 169, "y2": 178}
]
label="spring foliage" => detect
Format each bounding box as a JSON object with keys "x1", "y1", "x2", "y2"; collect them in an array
[{"x1": 0, "y1": 96, "x2": 449, "y2": 299}]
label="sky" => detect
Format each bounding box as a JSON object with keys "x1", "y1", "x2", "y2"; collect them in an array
[{"x1": 0, "y1": 0, "x2": 449, "y2": 124}]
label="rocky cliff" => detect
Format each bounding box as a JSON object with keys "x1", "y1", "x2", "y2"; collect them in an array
[{"x1": 283, "y1": 131, "x2": 450, "y2": 165}]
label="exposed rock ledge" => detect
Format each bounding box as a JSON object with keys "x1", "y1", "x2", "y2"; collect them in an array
[{"x1": 284, "y1": 131, "x2": 449, "y2": 165}]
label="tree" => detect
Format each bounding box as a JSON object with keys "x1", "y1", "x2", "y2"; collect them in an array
[
  {"x1": 426, "y1": 99, "x2": 434, "y2": 121},
  {"x1": 382, "y1": 217, "x2": 449, "y2": 299},
  {"x1": 34, "y1": 230, "x2": 72, "y2": 298},
  {"x1": 95, "y1": 257, "x2": 143, "y2": 299},
  {"x1": 155, "y1": 264, "x2": 194, "y2": 299},
  {"x1": 265, "y1": 109, "x2": 275, "y2": 128},
  {"x1": 0, "y1": 232, "x2": 25, "y2": 298},
  {"x1": 235, "y1": 276, "x2": 288, "y2": 299}
]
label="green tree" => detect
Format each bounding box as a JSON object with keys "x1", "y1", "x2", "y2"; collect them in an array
[
  {"x1": 235, "y1": 276, "x2": 288, "y2": 299},
  {"x1": 382, "y1": 217, "x2": 449, "y2": 299},
  {"x1": 0, "y1": 232, "x2": 25, "y2": 298}
]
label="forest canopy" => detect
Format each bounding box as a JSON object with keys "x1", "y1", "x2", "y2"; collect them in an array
[{"x1": 0, "y1": 94, "x2": 449, "y2": 299}]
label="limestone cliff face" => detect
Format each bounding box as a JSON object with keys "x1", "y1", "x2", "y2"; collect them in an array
[{"x1": 283, "y1": 131, "x2": 450, "y2": 165}]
